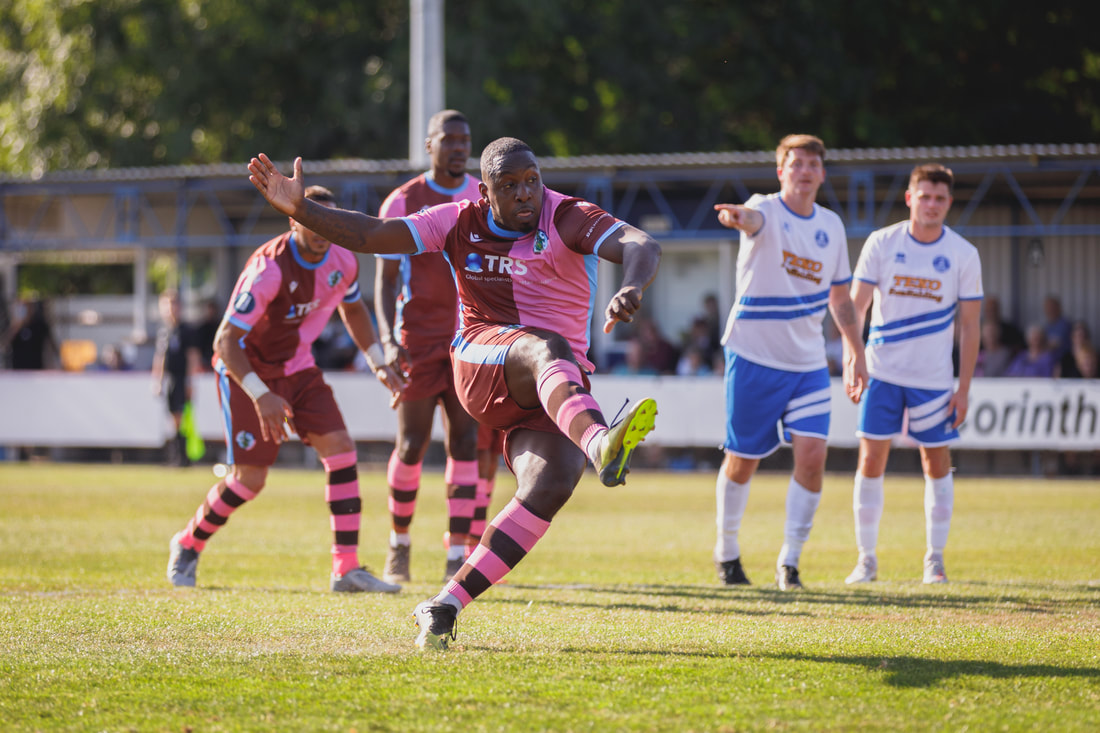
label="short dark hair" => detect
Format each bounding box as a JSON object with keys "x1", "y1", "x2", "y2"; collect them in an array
[
  {"x1": 427, "y1": 109, "x2": 468, "y2": 137},
  {"x1": 909, "y1": 163, "x2": 954, "y2": 194},
  {"x1": 305, "y1": 185, "x2": 337, "y2": 205},
  {"x1": 480, "y1": 137, "x2": 535, "y2": 182}
]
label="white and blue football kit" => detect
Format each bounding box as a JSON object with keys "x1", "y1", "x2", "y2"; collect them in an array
[
  {"x1": 854, "y1": 221, "x2": 983, "y2": 445},
  {"x1": 721, "y1": 193, "x2": 852, "y2": 457}
]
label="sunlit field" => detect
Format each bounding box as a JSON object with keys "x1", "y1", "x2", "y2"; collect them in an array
[{"x1": 1, "y1": 462, "x2": 1097, "y2": 731}]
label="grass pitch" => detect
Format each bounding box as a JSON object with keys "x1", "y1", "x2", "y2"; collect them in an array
[{"x1": 1, "y1": 462, "x2": 1097, "y2": 731}]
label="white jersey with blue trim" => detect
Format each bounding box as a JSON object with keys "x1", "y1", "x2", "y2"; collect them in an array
[
  {"x1": 854, "y1": 221, "x2": 983, "y2": 390},
  {"x1": 721, "y1": 192, "x2": 852, "y2": 371}
]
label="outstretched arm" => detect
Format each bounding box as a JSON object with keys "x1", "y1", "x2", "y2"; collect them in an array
[
  {"x1": 714, "y1": 204, "x2": 764, "y2": 236},
  {"x1": 247, "y1": 155, "x2": 417, "y2": 255},
  {"x1": 595, "y1": 224, "x2": 662, "y2": 334}
]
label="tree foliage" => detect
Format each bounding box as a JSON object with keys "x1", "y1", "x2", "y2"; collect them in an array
[{"x1": 2, "y1": 0, "x2": 1097, "y2": 175}]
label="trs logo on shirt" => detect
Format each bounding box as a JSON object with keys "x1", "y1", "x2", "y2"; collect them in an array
[
  {"x1": 781, "y1": 250, "x2": 823, "y2": 285},
  {"x1": 463, "y1": 253, "x2": 528, "y2": 277},
  {"x1": 285, "y1": 299, "x2": 321, "y2": 320}
]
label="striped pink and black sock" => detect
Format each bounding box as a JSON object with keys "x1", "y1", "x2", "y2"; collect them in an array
[
  {"x1": 466, "y1": 475, "x2": 496, "y2": 556},
  {"x1": 323, "y1": 451, "x2": 361, "y2": 577},
  {"x1": 178, "y1": 474, "x2": 260, "y2": 552},
  {"x1": 445, "y1": 458, "x2": 479, "y2": 551},
  {"x1": 438, "y1": 497, "x2": 550, "y2": 610},
  {"x1": 536, "y1": 359, "x2": 607, "y2": 463},
  {"x1": 386, "y1": 451, "x2": 422, "y2": 542}
]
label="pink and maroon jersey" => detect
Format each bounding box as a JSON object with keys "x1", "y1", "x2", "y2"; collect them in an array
[
  {"x1": 224, "y1": 232, "x2": 362, "y2": 381},
  {"x1": 402, "y1": 188, "x2": 625, "y2": 372},
  {"x1": 377, "y1": 173, "x2": 482, "y2": 358}
]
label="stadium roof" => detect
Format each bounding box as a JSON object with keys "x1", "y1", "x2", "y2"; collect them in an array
[{"x1": 2, "y1": 142, "x2": 1097, "y2": 184}]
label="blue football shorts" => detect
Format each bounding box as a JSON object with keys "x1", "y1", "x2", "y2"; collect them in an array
[
  {"x1": 857, "y1": 377, "x2": 959, "y2": 446},
  {"x1": 723, "y1": 348, "x2": 832, "y2": 458}
]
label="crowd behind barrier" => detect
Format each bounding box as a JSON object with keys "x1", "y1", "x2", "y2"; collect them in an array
[{"x1": 2, "y1": 290, "x2": 1096, "y2": 474}]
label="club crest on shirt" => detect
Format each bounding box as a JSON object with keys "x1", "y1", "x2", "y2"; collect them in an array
[
  {"x1": 534, "y1": 230, "x2": 549, "y2": 254},
  {"x1": 328, "y1": 270, "x2": 343, "y2": 287},
  {"x1": 815, "y1": 230, "x2": 829, "y2": 248},
  {"x1": 933, "y1": 256, "x2": 951, "y2": 273},
  {"x1": 235, "y1": 431, "x2": 257, "y2": 450},
  {"x1": 233, "y1": 291, "x2": 256, "y2": 314}
]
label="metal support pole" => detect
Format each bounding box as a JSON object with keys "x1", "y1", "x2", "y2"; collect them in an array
[{"x1": 409, "y1": 0, "x2": 445, "y2": 168}]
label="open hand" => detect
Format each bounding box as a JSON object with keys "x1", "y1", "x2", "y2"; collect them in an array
[{"x1": 248, "y1": 154, "x2": 305, "y2": 217}]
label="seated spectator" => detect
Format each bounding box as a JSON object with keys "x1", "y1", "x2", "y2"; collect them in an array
[
  {"x1": 634, "y1": 317, "x2": 679, "y2": 375},
  {"x1": 1057, "y1": 321, "x2": 1098, "y2": 379},
  {"x1": 983, "y1": 295, "x2": 1025, "y2": 355},
  {"x1": 1042, "y1": 295, "x2": 1073, "y2": 361},
  {"x1": 699, "y1": 293, "x2": 723, "y2": 361},
  {"x1": 974, "y1": 321, "x2": 1014, "y2": 377},
  {"x1": 676, "y1": 346, "x2": 713, "y2": 377},
  {"x1": 681, "y1": 317, "x2": 718, "y2": 367},
  {"x1": 611, "y1": 338, "x2": 658, "y2": 376},
  {"x1": 1004, "y1": 325, "x2": 1058, "y2": 378},
  {"x1": 91, "y1": 343, "x2": 131, "y2": 371}
]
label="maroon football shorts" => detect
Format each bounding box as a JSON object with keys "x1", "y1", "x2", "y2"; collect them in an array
[
  {"x1": 218, "y1": 366, "x2": 347, "y2": 466},
  {"x1": 451, "y1": 322, "x2": 590, "y2": 438}
]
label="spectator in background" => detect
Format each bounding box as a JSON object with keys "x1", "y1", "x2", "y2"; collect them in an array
[
  {"x1": 982, "y1": 295, "x2": 1024, "y2": 356},
  {"x1": 681, "y1": 317, "x2": 718, "y2": 368},
  {"x1": 194, "y1": 300, "x2": 221, "y2": 371},
  {"x1": 700, "y1": 293, "x2": 723, "y2": 362},
  {"x1": 92, "y1": 343, "x2": 130, "y2": 371},
  {"x1": 611, "y1": 338, "x2": 659, "y2": 376},
  {"x1": 1043, "y1": 295, "x2": 1073, "y2": 361},
  {"x1": 1057, "y1": 321, "x2": 1098, "y2": 379},
  {"x1": 635, "y1": 316, "x2": 679, "y2": 374},
  {"x1": 5, "y1": 296, "x2": 59, "y2": 370},
  {"x1": 974, "y1": 320, "x2": 1014, "y2": 377},
  {"x1": 1005, "y1": 324, "x2": 1058, "y2": 378},
  {"x1": 676, "y1": 345, "x2": 713, "y2": 376},
  {"x1": 151, "y1": 290, "x2": 202, "y2": 466}
]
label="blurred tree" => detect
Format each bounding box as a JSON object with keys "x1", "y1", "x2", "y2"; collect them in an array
[
  {"x1": 1, "y1": 0, "x2": 1097, "y2": 174},
  {"x1": 1, "y1": 0, "x2": 409, "y2": 175}
]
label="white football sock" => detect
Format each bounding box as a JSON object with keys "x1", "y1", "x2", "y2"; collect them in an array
[
  {"x1": 714, "y1": 473, "x2": 751, "y2": 562},
  {"x1": 777, "y1": 478, "x2": 821, "y2": 569},
  {"x1": 853, "y1": 472, "x2": 885, "y2": 558},
  {"x1": 925, "y1": 473, "x2": 954, "y2": 556}
]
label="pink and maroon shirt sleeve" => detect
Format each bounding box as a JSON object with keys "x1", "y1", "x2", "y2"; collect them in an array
[{"x1": 225, "y1": 234, "x2": 361, "y2": 380}]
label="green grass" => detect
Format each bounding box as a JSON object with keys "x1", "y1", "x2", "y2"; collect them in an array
[{"x1": 1, "y1": 462, "x2": 1098, "y2": 732}]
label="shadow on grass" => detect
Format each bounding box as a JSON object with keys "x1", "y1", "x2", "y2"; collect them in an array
[
  {"x1": 494, "y1": 581, "x2": 1097, "y2": 616},
  {"x1": 758, "y1": 651, "x2": 1100, "y2": 688}
]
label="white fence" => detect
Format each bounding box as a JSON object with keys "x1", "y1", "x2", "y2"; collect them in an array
[{"x1": 1, "y1": 372, "x2": 1097, "y2": 452}]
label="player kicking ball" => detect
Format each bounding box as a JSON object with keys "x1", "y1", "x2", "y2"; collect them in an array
[{"x1": 248, "y1": 136, "x2": 663, "y2": 650}]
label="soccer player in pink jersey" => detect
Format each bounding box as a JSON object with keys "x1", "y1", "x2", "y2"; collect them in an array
[
  {"x1": 166, "y1": 185, "x2": 407, "y2": 593},
  {"x1": 249, "y1": 137, "x2": 661, "y2": 649},
  {"x1": 373, "y1": 110, "x2": 491, "y2": 585}
]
